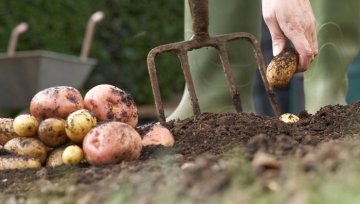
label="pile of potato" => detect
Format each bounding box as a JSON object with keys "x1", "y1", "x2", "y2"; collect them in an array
[{"x1": 0, "y1": 84, "x2": 174, "y2": 170}]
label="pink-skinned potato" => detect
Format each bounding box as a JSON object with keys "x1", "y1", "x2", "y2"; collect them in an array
[
  {"x1": 84, "y1": 84, "x2": 138, "y2": 127},
  {"x1": 137, "y1": 123, "x2": 175, "y2": 147},
  {"x1": 82, "y1": 121, "x2": 142, "y2": 166},
  {"x1": 30, "y1": 86, "x2": 84, "y2": 120}
]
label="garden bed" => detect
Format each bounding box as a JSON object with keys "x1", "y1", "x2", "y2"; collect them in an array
[{"x1": 1, "y1": 101, "x2": 360, "y2": 203}]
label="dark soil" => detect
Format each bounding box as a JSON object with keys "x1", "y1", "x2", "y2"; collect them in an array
[{"x1": 1, "y1": 101, "x2": 360, "y2": 202}]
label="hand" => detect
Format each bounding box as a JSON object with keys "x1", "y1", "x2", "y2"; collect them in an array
[{"x1": 262, "y1": 0, "x2": 318, "y2": 72}]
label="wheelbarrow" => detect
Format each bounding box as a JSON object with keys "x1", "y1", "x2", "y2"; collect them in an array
[{"x1": 0, "y1": 11, "x2": 104, "y2": 109}]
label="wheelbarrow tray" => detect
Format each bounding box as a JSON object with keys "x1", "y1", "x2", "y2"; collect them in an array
[{"x1": 0, "y1": 50, "x2": 96, "y2": 108}]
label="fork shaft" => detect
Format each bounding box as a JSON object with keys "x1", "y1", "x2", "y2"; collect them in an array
[{"x1": 188, "y1": 0, "x2": 209, "y2": 41}]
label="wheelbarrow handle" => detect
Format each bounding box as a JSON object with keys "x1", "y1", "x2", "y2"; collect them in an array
[{"x1": 188, "y1": 0, "x2": 209, "y2": 40}]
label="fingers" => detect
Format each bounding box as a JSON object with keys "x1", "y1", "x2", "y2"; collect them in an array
[
  {"x1": 263, "y1": 16, "x2": 286, "y2": 56},
  {"x1": 288, "y1": 34, "x2": 314, "y2": 72}
]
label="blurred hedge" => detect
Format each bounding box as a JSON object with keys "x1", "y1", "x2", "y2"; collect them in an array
[{"x1": 0, "y1": 0, "x2": 184, "y2": 105}]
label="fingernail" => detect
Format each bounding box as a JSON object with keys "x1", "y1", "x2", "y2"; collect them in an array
[{"x1": 273, "y1": 45, "x2": 281, "y2": 56}]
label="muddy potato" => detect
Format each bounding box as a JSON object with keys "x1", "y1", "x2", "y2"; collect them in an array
[
  {"x1": 65, "y1": 109, "x2": 97, "y2": 143},
  {"x1": 0, "y1": 118, "x2": 19, "y2": 145},
  {"x1": 38, "y1": 118, "x2": 69, "y2": 147},
  {"x1": 84, "y1": 84, "x2": 138, "y2": 127},
  {"x1": 279, "y1": 113, "x2": 300, "y2": 123},
  {"x1": 46, "y1": 147, "x2": 66, "y2": 168},
  {"x1": 4, "y1": 137, "x2": 49, "y2": 164},
  {"x1": 266, "y1": 48, "x2": 299, "y2": 88},
  {"x1": 30, "y1": 86, "x2": 84, "y2": 121},
  {"x1": 83, "y1": 121, "x2": 142, "y2": 166},
  {"x1": 0, "y1": 155, "x2": 41, "y2": 170},
  {"x1": 13, "y1": 114, "x2": 39, "y2": 137},
  {"x1": 137, "y1": 123, "x2": 175, "y2": 147},
  {"x1": 62, "y1": 145, "x2": 84, "y2": 165}
]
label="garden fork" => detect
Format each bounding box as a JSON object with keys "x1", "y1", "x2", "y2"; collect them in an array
[{"x1": 147, "y1": 0, "x2": 280, "y2": 124}]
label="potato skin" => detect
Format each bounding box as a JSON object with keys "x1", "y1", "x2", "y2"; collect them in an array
[
  {"x1": 30, "y1": 86, "x2": 84, "y2": 120},
  {"x1": 4, "y1": 137, "x2": 48, "y2": 164},
  {"x1": 137, "y1": 123, "x2": 175, "y2": 147},
  {"x1": 13, "y1": 114, "x2": 39, "y2": 137},
  {"x1": 46, "y1": 147, "x2": 65, "y2": 168},
  {"x1": 279, "y1": 113, "x2": 300, "y2": 123},
  {"x1": 0, "y1": 118, "x2": 19, "y2": 145},
  {"x1": 83, "y1": 121, "x2": 142, "y2": 166},
  {"x1": 62, "y1": 145, "x2": 84, "y2": 165},
  {"x1": 0, "y1": 155, "x2": 41, "y2": 170},
  {"x1": 65, "y1": 109, "x2": 97, "y2": 143},
  {"x1": 266, "y1": 48, "x2": 299, "y2": 88},
  {"x1": 38, "y1": 118, "x2": 69, "y2": 147},
  {"x1": 84, "y1": 84, "x2": 138, "y2": 127}
]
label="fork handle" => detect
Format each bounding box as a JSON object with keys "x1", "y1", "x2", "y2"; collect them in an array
[{"x1": 188, "y1": 0, "x2": 209, "y2": 40}]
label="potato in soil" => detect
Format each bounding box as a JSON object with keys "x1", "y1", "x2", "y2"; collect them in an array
[
  {"x1": 84, "y1": 84, "x2": 138, "y2": 127},
  {"x1": 13, "y1": 114, "x2": 39, "y2": 137},
  {"x1": 266, "y1": 48, "x2": 299, "y2": 88},
  {"x1": 83, "y1": 121, "x2": 142, "y2": 166},
  {"x1": 65, "y1": 109, "x2": 97, "y2": 143},
  {"x1": 30, "y1": 86, "x2": 84, "y2": 120},
  {"x1": 38, "y1": 118, "x2": 69, "y2": 147},
  {"x1": 279, "y1": 113, "x2": 300, "y2": 123},
  {"x1": 4, "y1": 137, "x2": 49, "y2": 164},
  {"x1": 137, "y1": 123, "x2": 175, "y2": 147},
  {"x1": 0, "y1": 118, "x2": 19, "y2": 145}
]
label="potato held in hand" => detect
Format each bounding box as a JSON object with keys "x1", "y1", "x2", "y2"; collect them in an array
[
  {"x1": 266, "y1": 48, "x2": 299, "y2": 88},
  {"x1": 83, "y1": 121, "x2": 142, "y2": 166}
]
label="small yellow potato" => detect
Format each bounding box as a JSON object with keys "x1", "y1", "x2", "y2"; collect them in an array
[
  {"x1": 4, "y1": 137, "x2": 49, "y2": 164},
  {"x1": 266, "y1": 48, "x2": 298, "y2": 88},
  {"x1": 62, "y1": 145, "x2": 84, "y2": 165},
  {"x1": 46, "y1": 147, "x2": 66, "y2": 168},
  {"x1": 0, "y1": 118, "x2": 19, "y2": 145},
  {"x1": 0, "y1": 155, "x2": 41, "y2": 170},
  {"x1": 13, "y1": 114, "x2": 39, "y2": 137},
  {"x1": 65, "y1": 109, "x2": 97, "y2": 143},
  {"x1": 38, "y1": 118, "x2": 69, "y2": 147},
  {"x1": 279, "y1": 113, "x2": 300, "y2": 123}
]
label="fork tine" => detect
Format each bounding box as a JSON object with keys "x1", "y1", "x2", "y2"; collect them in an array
[
  {"x1": 246, "y1": 37, "x2": 280, "y2": 117},
  {"x1": 217, "y1": 44, "x2": 242, "y2": 112},
  {"x1": 147, "y1": 50, "x2": 166, "y2": 123},
  {"x1": 177, "y1": 50, "x2": 201, "y2": 116}
]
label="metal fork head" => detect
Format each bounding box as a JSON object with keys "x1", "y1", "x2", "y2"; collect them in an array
[{"x1": 147, "y1": 0, "x2": 279, "y2": 124}]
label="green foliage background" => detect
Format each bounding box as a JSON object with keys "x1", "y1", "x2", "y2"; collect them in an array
[{"x1": 0, "y1": 0, "x2": 184, "y2": 105}]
